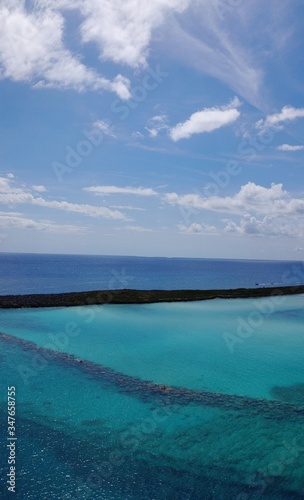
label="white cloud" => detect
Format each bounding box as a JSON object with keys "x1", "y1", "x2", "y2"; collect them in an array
[
  {"x1": 0, "y1": 177, "x2": 13, "y2": 190},
  {"x1": 78, "y1": 0, "x2": 190, "y2": 68},
  {"x1": 93, "y1": 120, "x2": 116, "y2": 138},
  {"x1": 257, "y1": 106, "x2": 304, "y2": 131},
  {"x1": 84, "y1": 185, "x2": 157, "y2": 197},
  {"x1": 0, "y1": 0, "x2": 192, "y2": 96},
  {"x1": 166, "y1": 182, "x2": 304, "y2": 239},
  {"x1": 276, "y1": 144, "x2": 304, "y2": 152},
  {"x1": 169, "y1": 97, "x2": 241, "y2": 141},
  {"x1": 0, "y1": 1, "x2": 298, "y2": 110},
  {"x1": 0, "y1": 177, "x2": 127, "y2": 220},
  {"x1": 178, "y1": 222, "x2": 217, "y2": 234},
  {"x1": 0, "y1": 212, "x2": 86, "y2": 233},
  {"x1": 32, "y1": 185, "x2": 46, "y2": 192},
  {"x1": 147, "y1": 128, "x2": 158, "y2": 139},
  {"x1": 164, "y1": 182, "x2": 304, "y2": 217},
  {"x1": 146, "y1": 114, "x2": 169, "y2": 138},
  {"x1": 225, "y1": 214, "x2": 302, "y2": 238},
  {"x1": 0, "y1": 3, "x2": 131, "y2": 98},
  {"x1": 109, "y1": 75, "x2": 132, "y2": 101}
]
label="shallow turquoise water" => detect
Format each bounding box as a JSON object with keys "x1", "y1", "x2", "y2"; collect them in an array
[
  {"x1": 1, "y1": 295, "x2": 304, "y2": 400},
  {"x1": 0, "y1": 296, "x2": 304, "y2": 498}
]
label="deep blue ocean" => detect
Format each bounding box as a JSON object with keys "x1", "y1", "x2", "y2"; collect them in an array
[{"x1": 0, "y1": 253, "x2": 303, "y2": 295}]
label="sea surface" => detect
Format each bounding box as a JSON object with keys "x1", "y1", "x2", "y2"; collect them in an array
[
  {"x1": 0, "y1": 254, "x2": 304, "y2": 499},
  {"x1": 0, "y1": 253, "x2": 303, "y2": 294}
]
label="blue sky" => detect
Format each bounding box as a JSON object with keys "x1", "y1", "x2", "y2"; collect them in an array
[{"x1": 0, "y1": 0, "x2": 304, "y2": 259}]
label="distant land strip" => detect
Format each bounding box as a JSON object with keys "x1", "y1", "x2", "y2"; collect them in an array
[{"x1": 0, "y1": 285, "x2": 304, "y2": 308}]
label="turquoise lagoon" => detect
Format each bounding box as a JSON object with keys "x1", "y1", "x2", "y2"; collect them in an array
[{"x1": 1, "y1": 295, "x2": 304, "y2": 498}]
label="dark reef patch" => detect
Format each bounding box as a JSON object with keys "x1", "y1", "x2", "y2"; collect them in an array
[
  {"x1": 1, "y1": 331, "x2": 304, "y2": 421},
  {"x1": 270, "y1": 384, "x2": 304, "y2": 405}
]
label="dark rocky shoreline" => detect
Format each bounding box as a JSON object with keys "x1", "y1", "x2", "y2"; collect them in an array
[{"x1": 0, "y1": 285, "x2": 303, "y2": 308}]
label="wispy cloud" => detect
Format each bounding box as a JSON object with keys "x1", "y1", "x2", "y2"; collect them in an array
[
  {"x1": 146, "y1": 115, "x2": 169, "y2": 138},
  {"x1": 0, "y1": 177, "x2": 127, "y2": 220},
  {"x1": 132, "y1": 131, "x2": 145, "y2": 140},
  {"x1": 84, "y1": 185, "x2": 157, "y2": 197},
  {"x1": 257, "y1": 106, "x2": 304, "y2": 131},
  {"x1": 117, "y1": 225, "x2": 153, "y2": 232},
  {"x1": 161, "y1": 1, "x2": 304, "y2": 110},
  {"x1": 32, "y1": 185, "x2": 46, "y2": 192},
  {"x1": 276, "y1": 144, "x2": 304, "y2": 152},
  {"x1": 0, "y1": 212, "x2": 86, "y2": 233},
  {"x1": 110, "y1": 205, "x2": 146, "y2": 211},
  {"x1": 32, "y1": 198, "x2": 127, "y2": 219},
  {"x1": 164, "y1": 2, "x2": 264, "y2": 107},
  {"x1": 169, "y1": 97, "x2": 241, "y2": 141},
  {"x1": 93, "y1": 120, "x2": 116, "y2": 138}
]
